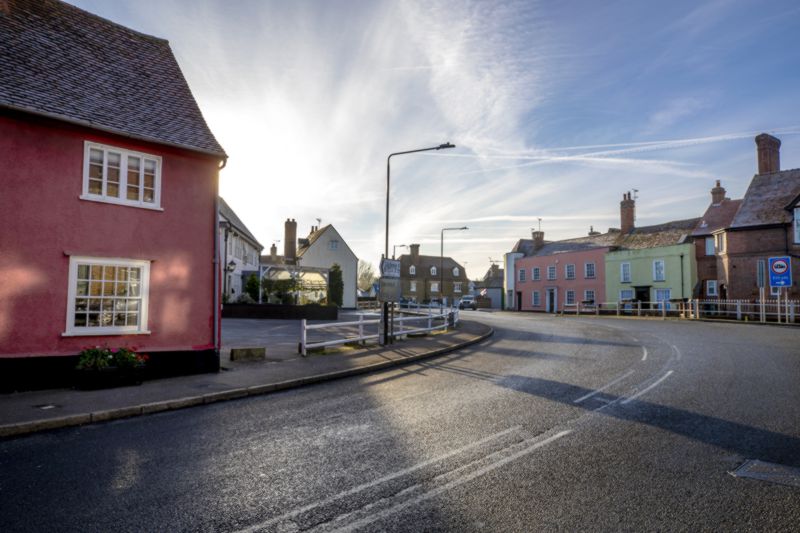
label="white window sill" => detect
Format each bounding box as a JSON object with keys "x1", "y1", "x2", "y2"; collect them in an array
[
  {"x1": 79, "y1": 195, "x2": 163, "y2": 211},
  {"x1": 62, "y1": 330, "x2": 152, "y2": 337}
]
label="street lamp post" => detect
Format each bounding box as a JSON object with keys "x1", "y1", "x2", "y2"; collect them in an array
[
  {"x1": 441, "y1": 226, "x2": 468, "y2": 307},
  {"x1": 393, "y1": 244, "x2": 409, "y2": 260},
  {"x1": 384, "y1": 142, "x2": 455, "y2": 344}
]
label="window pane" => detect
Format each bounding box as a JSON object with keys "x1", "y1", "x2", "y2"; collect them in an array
[
  {"x1": 107, "y1": 152, "x2": 121, "y2": 167},
  {"x1": 103, "y1": 266, "x2": 116, "y2": 280},
  {"x1": 114, "y1": 313, "x2": 127, "y2": 327},
  {"x1": 76, "y1": 281, "x2": 88, "y2": 296},
  {"x1": 126, "y1": 313, "x2": 138, "y2": 326},
  {"x1": 144, "y1": 173, "x2": 154, "y2": 189},
  {"x1": 100, "y1": 310, "x2": 113, "y2": 326},
  {"x1": 87, "y1": 313, "x2": 100, "y2": 327},
  {"x1": 77, "y1": 265, "x2": 90, "y2": 279},
  {"x1": 103, "y1": 282, "x2": 115, "y2": 296},
  {"x1": 129, "y1": 282, "x2": 140, "y2": 297},
  {"x1": 117, "y1": 267, "x2": 128, "y2": 281},
  {"x1": 91, "y1": 265, "x2": 103, "y2": 280},
  {"x1": 74, "y1": 314, "x2": 87, "y2": 327},
  {"x1": 89, "y1": 282, "x2": 102, "y2": 296},
  {"x1": 89, "y1": 164, "x2": 103, "y2": 179},
  {"x1": 107, "y1": 183, "x2": 119, "y2": 197},
  {"x1": 143, "y1": 188, "x2": 154, "y2": 203},
  {"x1": 144, "y1": 159, "x2": 156, "y2": 173},
  {"x1": 89, "y1": 298, "x2": 101, "y2": 311},
  {"x1": 75, "y1": 298, "x2": 88, "y2": 312},
  {"x1": 129, "y1": 268, "x2": 140, "y2": 281},
  {"x1": 115, "y1": 283, "x2": 128, "y2": 296},
  {"x1": 89, "y1": 148, "x2": 103, "y2": 164},
  {"x1": 89, "y1": 179, "x2": 102, "y2": 194}
]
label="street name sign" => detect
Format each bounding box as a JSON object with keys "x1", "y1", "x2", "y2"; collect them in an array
[
  {"x1": 380, "y1": 258, "x2": 401, "y2": 278},
  {"x1": 768, "y1": 256, "x2": 792, "y2": 287}
]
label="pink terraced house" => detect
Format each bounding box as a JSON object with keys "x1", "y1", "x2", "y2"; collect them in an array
[
  {"x1": 513, "y1": 229, "x2": 614, "y2": 313},
  {"x1": 0, "y1": 0, "x2": 227, "y2": 389}
]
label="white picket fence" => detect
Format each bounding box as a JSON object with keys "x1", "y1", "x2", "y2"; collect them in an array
[
  {"x1": 299, "y1": 306, "x2": 459, "y2": 356},
  {"x1": 562, "y1": 299, "x2": 798, "y2": 324}
]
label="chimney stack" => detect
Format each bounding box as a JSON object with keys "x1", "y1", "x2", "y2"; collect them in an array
[
  {"x1": 620, "y1": 192, "x2": 635, "y2": 234},
  {"x1": 710, "y1": 179, "x2": 726, "y2": 205},
  {"x1": 531, "y1": 230, "x2": 545, "y2": 251},
  {"x1": 588, "y1": 225, "x2": 601, "y2": 236},
  {"x1": 284, "y1": 218, "x2": 297, "y2": 262},
  {"x1": 755, "y1": 133, "x2": 781, "y2": 174},
  {"x1": 409, "y1": 244, "x2": 420, "y2": 261},
  {"x1": 270, "y1": 243, "x2": 277, "y2": 262}
]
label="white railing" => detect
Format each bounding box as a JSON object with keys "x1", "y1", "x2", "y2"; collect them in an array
[
  {"x1": 560, "y1": 299, "x2": 798, "y2": 324},
  {"x1": 299, "y1": 307, "x2": 459, "y2": 356}
]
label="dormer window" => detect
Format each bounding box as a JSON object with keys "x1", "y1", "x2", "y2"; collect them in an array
[
  {"x1": 452, "y1": 267, "x2": 459, "y2": 277},
  {"x1": 431, "y1": 266, "x2": 437, "y2": 276},
  {"x1": 409, "y1": 265, "x2": 416, "y2": 276}
]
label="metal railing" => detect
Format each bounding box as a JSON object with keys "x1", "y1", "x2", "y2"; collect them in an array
[
  {"x1": 559, "y1": 299, "x2": 798, "y2": 324},
  {"x1": 299, "y1": 306, "x2": 459, "y2": 356}
]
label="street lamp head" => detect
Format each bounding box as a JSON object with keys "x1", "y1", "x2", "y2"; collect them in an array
[{"x1": 437, "y1": 143, "x2": 455, "y2": 150}]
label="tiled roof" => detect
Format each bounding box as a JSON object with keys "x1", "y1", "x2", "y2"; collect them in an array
[
  {"x1": 0, "y1": 0, "x2": 226, "y2": 158},
  {"x1": 729, "y1": 169, "x2": 800, "y2": 228},
  {"x1": 297, "y1": 225, "x2": 331, "y2": 256},
  {"x1": 692, "y1": 199, "x2": 743, "y2": 236},
  {"x1": 399, "y1": 254, "x2": 465, "y2": 273},
  {"x1": 219, "y1": 197, "x2": 262, "y2": 249},
  {"x1": 616, "y1": 218, "x2": 700, "y2": 249}
]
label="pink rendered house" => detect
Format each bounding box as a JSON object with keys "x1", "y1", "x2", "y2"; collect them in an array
[
  {"x1": 514, "y1": 231, "x2": 613, "y2": 313},
  {"x1": 0, "y1": 0, "x2": 227, "y2": 389}
]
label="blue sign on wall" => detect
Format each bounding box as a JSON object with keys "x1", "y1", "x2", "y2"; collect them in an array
[{"x1": 768, "y1": 256, "x2": 792, "y2": 287}]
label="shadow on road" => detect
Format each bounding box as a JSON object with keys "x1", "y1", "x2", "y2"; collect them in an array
[{"x1": 498, "y1": 374, "x2": 800, "y2": 467}]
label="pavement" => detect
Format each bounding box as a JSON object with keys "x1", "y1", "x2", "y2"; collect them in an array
[{"x1": 0, "y1": 315, "x2": 492, "y2": 438}]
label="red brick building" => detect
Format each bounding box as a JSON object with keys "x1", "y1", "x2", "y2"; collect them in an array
[{"x1": 714, "y1": 134, "x2": 800, "y2": 300}]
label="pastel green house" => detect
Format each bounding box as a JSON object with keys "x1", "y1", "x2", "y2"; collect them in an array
[{"x1": 604, "y1": 219, "x2": 699, "y2": 307}]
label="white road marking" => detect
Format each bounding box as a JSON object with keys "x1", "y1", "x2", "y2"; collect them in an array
[
  {"x1": 672, "y1": 344, "x2": 682, "y2": 360},
  {"x1": 235, "y1": 425, "x2": 522, "y2": 533},
  {"x1": 641, "y1": 346, "x2": 648, "y2": 361},
  {"x1": 621, "y1": 370, "x2": 674, "y2": 404},
  {"x1": 573, "y1": 370, "x2": 635, "y2": 404},
  {"x1": 330, "y1": 430, "x2": 572, "y2": 533}
]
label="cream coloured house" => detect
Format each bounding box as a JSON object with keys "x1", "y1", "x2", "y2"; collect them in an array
[{"x1": 297, "y1": 224, "x2": 358, "y2": 308}]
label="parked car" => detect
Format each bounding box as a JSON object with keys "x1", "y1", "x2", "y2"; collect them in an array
[{"x1": 459, "y1": 295, "x2": 477, "y2": 310}]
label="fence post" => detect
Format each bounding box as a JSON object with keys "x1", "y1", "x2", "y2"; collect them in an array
[
  {"x1": 300, "y1": 318, "x2": 307, "y2": 356},
  {"x1": 596, "y1": 303, "x2": 600, "y2": 316},
  {"x1": 736, "y1": 301, "x2": 742, "y2": 321},
  {"x1": 637, "y1": 301, "x2": 641, "y2": 317},
  {"x1": 358, "y1": 314, "x2": 364, "y2": 345},
  {"x1": 661, "y1": 302, "x2": 666, "y2": 319},
  {"x1": 695, "y1": 300, "x2": 700, "y2": 320},
  {"x1": 617, "y1": 301, "x2": 621, "y2": 316}
]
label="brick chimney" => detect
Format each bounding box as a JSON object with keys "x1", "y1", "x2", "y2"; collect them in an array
[
  {"x1": 620, "y1": 192, "x2": 635, "y2": 234},
  {"x1": 588, "y1": 225, "x2": 600, "y2": 236},
  {"x1": 270, "y1": 243, "x2": 277, "y2": 262},
  {"x1": 710, "y1": 179, "x2": 726, "y2": 205},
  {"x1": 531, "y1": 230, "x2": 545, "y2": 251},
  {"x1": 755, "y1": 133, "x2": 781, "y2": 174},
  {"x1": 409, "y1": 244, "x2": 420, "y2": 261},
  {"x1": 284, "y1": 218, "x2": 297, "y2": 262}
]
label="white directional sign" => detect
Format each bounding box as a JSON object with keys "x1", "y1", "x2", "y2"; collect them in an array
[
  {"x1": 768, "y1": 256, "x2": 792, "y2": 287},
  {"x1": 380, "y1": 258, "x2": 401, "y2": 279}
]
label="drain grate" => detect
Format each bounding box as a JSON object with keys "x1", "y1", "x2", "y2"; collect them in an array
[{"x1": 731, "y1": 459, "x2": 800, "y2": 488}]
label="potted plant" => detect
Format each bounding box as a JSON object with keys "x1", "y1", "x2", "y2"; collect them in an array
[{"x1": 75, "y1": 346, "x2": 149, "y2": 390}]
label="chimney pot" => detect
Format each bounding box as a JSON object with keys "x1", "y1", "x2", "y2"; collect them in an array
[
  {"x1": 531, "y1": 230, "x2": 545, "y2": 251},
  {"x1": 284, "y1": 218, "x2": 297, "y2": 262},
  {"x1": 710, "y1": 180, "x2": 726, "y2": 205},
  {"x1": 755, "y1": 133, "x2": 781, "y2": 174}
]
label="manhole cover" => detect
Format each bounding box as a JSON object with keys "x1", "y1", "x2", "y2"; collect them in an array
[{"x1": 731, "y1": 459, "x2": 800, "y2": 488}]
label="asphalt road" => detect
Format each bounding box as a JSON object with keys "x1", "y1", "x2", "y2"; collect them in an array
[{"x1": 2, "y1": 312, "x2": 799, "y2": 532}]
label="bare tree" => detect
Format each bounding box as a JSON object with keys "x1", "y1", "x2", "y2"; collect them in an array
[{"x1": 358, "y1": 260, "x2": 377, "y2": 291}]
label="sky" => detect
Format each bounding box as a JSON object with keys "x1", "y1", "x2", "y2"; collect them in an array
[{"x1": 69, "y1": 0, "x2": 800, "y2": 279}]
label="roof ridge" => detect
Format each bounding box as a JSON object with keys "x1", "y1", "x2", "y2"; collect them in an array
[{"x1": 56, "y1": 0, "x2": 168, "y2": 44}]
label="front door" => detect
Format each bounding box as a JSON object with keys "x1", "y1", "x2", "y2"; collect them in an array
[
  {"x1": 546, "y1": 288, "x2": 557, "y2": 313},
  {"x1": 635, "y1": 286, "x2": 650, "y2": 308},
  {"x1": 516, "y1": 291, "x2": 522, "y2": 311}
]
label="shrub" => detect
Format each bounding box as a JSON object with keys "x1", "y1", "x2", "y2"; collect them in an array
[{"x1": 76, "y1": 346, "x2": 149, "y2": 370}]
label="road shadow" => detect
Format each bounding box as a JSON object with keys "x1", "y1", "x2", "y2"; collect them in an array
[{"x1": 498, "y1": 375, "x2": 800, "y2": 467}]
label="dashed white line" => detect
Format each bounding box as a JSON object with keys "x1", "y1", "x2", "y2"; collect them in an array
[
  {"x1": 234, "y1": 425, "x2": 521, "y2": 533},
  {"x1": 621, "y1": 370, "x2": 674, "y2": 404},
  {"x1": 573, "y1": 370, "x2": 635, "y2": 404},
  {"x1": 641, "y1": 346, "x2": 648, "y2": 361},
  {"x1": 330, "y1": 430, "x2": 573, "y2": 533}
]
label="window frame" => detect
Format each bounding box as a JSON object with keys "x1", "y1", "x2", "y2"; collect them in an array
[
  {"x1": 328, "y1": 239, "x2": 339, "y2": 250},
  {"x1": 620, "y1": 262, "x2": 631, "y2": 283},
  {"x1": 430, "y1": 281, "x2": 439, "y2": 293},
  {"x1": 715, "y1": 233, "x2": 726, "y2": 253},
  {"x1": 584, "y1": 262, "x2": 595, "y2": 279},
  {"x1": 565, "y1": 289, "x2": 576, "y2": 305},
  {"x1": 706, "y1": 280, "x2": 718, "y2": 297},
  {"x1": 454, "y1": 282, "x2": 462, "y2": 293},
  {"x1": 653, "y1": 259, "x2": 665, "y2": 282},
  {"x1": 619, "y1": 289, "x2": 634, "y2": 300},
  {"x1": 410, "y1": 280, "x2": 416, "y2": 292},
  {"x1": 584, "y1": 289, "x2": 595, "y2": 304},
  {"x1": 518, "y1": 268, "x2": 526, "y2": 282},
  {"x1": 532, "y1": 267, "x2": 541, "y2": 281},
  {"x1": 705, "y1": 237, "x2": 715, "y2": 256},
  {"x1": 565, "y1": 264, "x2": 576, "y2": 280},
  {"x1": 532, "y1": 290, "x2": 540, "y2": 307},
  {"x1": 409, "y1": 265, "x2": 416, "y2": 276},
  {"x1": 547, "y1": 265, "x2": 556, "y2": 280},
  {"x1": 64, "y1": 256, "x2": 151, "y2": 336},
  {"x1": 81, "y1": 141, "x2": 163, "y2": 210},
  {"x1": 453, "y1": 267, "x2": 460, "y2": 277},
  {"x1": 794, "y1": 207, "x2": 800, "y2": 244},
  {"x1": 430, "y1": 266, "x2": 437, "y2": 276}
]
